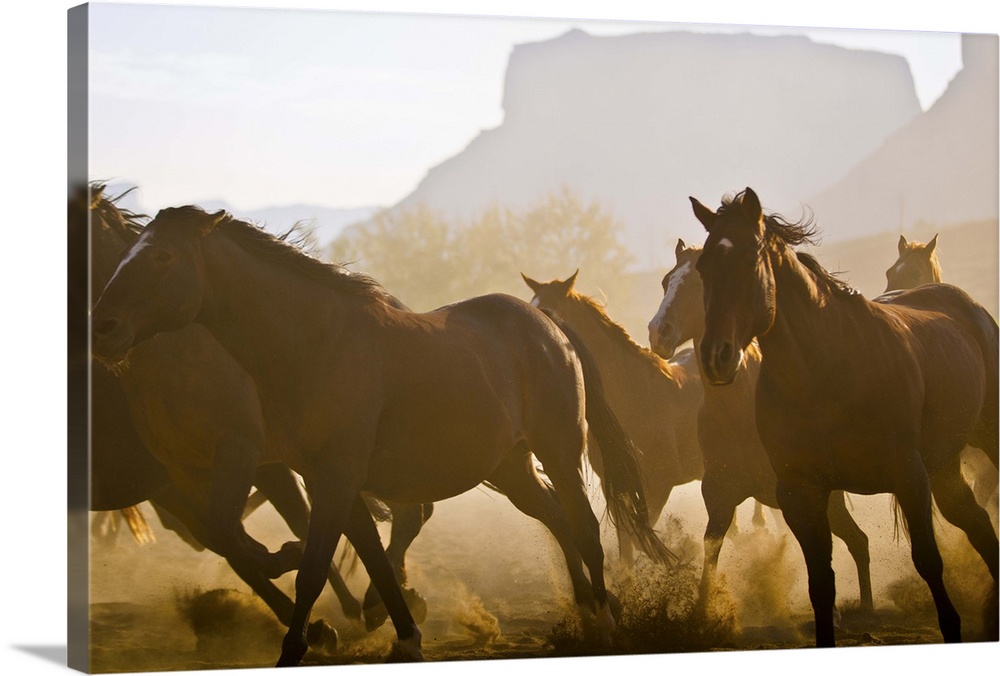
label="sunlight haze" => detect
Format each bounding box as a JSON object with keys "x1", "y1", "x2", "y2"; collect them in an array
[{"x1": 88, "y1": 1, "x2": 965, "y2": 213}]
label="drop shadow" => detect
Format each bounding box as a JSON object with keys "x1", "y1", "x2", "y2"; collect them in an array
[{"x1": 11, "y1": 645, "x2": 67, "y2": 666}]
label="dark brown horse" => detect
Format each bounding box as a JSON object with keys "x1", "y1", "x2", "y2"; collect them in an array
[
  {"x1": 884, "y1": 234, "x2": 999, "y2": 525},
  {"x1": 692, "y1": 187, "x2": 998, "y2": 646},
  {"x1": 81, "y1": 185, "x2": 408, "y2": 642},
  {"x1": 91, "y1": 205, "x2": 669, "y2": 666},
  {"x1": 522, "y1": 271, "x2": 703, "y2": 564},
  {"x1": 648, "y1": 239, "x2": 874, "y2": 615}
]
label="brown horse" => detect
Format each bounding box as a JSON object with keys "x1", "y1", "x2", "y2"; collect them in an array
[
  {"x1": 83, "y1": 184, "x2": 446, "y2": 640},
  {"x1": 692, "y1": 187, "x2": 998, "y2": 646},
  {"x1": 884, "y1": 234, "x2": 999, "y2": 525},
  {"x1": 82, "y1": 185, "x2": 415, "y2": 642},
  {"x1": 648, "y1": 239, "x2": 874, "y2": 614},
  {"x1": 90, "y1": 205, "x2": 670, "y2": 666},
  {"x1": 521, "y1": 271, "x2": 703, "y2": 564},
  {"x1": 649, "y1": 240, "x2": 874, "y2": 612}
]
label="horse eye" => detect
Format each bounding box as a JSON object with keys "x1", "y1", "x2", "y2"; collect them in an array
[{"x1": 152, "y1": 250, "x2": 173, "y2": 264}]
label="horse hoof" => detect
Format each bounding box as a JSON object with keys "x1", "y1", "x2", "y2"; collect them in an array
[
  {"x1": 363, "y1": 601, "x2": 389, "y2": 632},
  {"x1": 596, "y1": 602, "x2": 615, "y2": 647},
  {"x1": 307, "y1": 619, "x2": 338, "y2": 653},
  {"x1": 606, "y1": 591, "x2": 623, "y2": 624},
  {"x1": 342, "y1": 598, "x2": 364, "y2": 623},
  {"x1": 386, "y1": 631, "x2": 424, "y2": 662},
  {"x1": 402, "y1": 587, "x2": 428, "y2": 625},
  {"x1": 276, "y1": 636, "x2": 308, "y2": 667}
]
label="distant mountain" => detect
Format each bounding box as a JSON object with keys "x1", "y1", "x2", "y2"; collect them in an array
[
  {"x1": 807, "y1": 34, "x2": 999, "y2": 241},
  {"x1": 99, "y1": 183, "x2": 377, "y2": 251},
  {"x1": 391, "y1": 28, "x2": 923, "y2": 269}
]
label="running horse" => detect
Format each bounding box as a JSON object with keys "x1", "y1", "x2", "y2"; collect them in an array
[
  {"x1": 80, "y1": 185, "x2": 370, "y2": 644},
  {"x1": 690, "y1": 187, "x2": 998, "y2": 646},
  {"x1": 884, "y1": 234, "x2": 999, "y2": 525},
  {"x1": 91, "y1": 205, "x2": 671, "y2": 666},
  {"x1": 521, "y1": 271, "x2": 703, "y2": 565},
  {"x1": 648, "y1": 239, "x2": 874, "y2": 613},
  {"x1": 83, "y1": 185, "x2": 441, "y2": 642}
]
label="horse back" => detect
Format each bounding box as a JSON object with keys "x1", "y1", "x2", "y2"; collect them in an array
[
  {"x1": 877, "y1": 283, "x2": 999, "y2": 464},
  {"x1": 877, "y1": 283, "x2": 998, "y2": 380}
]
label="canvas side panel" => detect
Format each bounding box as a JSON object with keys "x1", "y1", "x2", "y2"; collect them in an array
[{"x1": 67, "y1": 3, "x2": 90, "y2": 673}]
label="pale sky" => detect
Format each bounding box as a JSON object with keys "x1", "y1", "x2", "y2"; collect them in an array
[
  {"x1": 87, "y1": 0, "x2": 972, "y2": 214},
  {"x1": 1, "y1": 3, "x2": 998, "y2": 676}
]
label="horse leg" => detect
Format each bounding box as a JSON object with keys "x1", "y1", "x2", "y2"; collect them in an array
[
  {"x1": 276, "y1": 468, "x2": 363, "y2": 668},
  {"x1": 209, "y1": 438, "x2": 301, "y2": 580},
  {"x1": 343, "y1": 496, "x2": 423, "y2": 659},
  {"x1": 696, "y1": 473, "x2": 742, "y2": 616},
  {"x1": 929, "y1": 454, "x2": 999, "y2": 638},
  {"x1": 150, "y1": 482, "x2": 299, "y2": 626},
  {"x1": 529, "y1": 442, "x2": 616, "y2": 646},
  {"x1": 363, "y1": 501, "x2": 432, "y2": 631},
  {"x1": 254, "y1": 463, "x2": 363, "y2": 623},
  {"x1": 827, "y1": 490, "x2": 873, "y2": 613},
  {"x1": 487, "y1": 450, "x2": 594, "y2": 606},
  {"x1": 894, "y1": 464, "x2": 962, "y2": 643},
  {"x1": 775, "y1": 479, "x2": 836, "y2": 647}
]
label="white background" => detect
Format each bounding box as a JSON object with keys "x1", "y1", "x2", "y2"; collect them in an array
[{"x1": 2, "y1": 1, "x2": 997, "y2": 675}]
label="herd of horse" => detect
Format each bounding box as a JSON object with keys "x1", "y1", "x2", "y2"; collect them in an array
[{"x1": 75, "y1": 183, "x2": 999, "y2": 667}]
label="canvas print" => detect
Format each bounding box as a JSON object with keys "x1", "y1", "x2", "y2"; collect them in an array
[{"x1": 68, "y1": 2, "x2": 999, "y2": 672}]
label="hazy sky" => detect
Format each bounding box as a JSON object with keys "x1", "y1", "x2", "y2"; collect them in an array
[{"x1": 87, "y1": 1, "x2": 972, "y2": 214}]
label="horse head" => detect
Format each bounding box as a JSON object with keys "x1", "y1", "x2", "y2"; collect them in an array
[
  {"x1": 92, "y1": 206, "x2": 225, "y2": 367},
  {"x1": 648, "y1": 238, "x2": 704, "y2": 359},
  {"x1": 521, "y1": 269, "x2": 579, "y2": 315},
  {"x1": 691, "y1": 187, "x2": 776, "y2": 385},
  {"x1": 885, "y1": 233, "x2": 941, "y2": 292}
]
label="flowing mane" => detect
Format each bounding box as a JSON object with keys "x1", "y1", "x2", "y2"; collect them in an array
[
  {"x1": 719, "y1": 191, "x2": 859, "y2": 299},
  {"x1": 569, "y1": 291, "x2": 686, "y2": 381},
  {"x1": 91, "y1": 182, "x2": 147, "y2": 240},
  {"x1": 160, "y1": 206, "x2": 393, "y2": 303}
]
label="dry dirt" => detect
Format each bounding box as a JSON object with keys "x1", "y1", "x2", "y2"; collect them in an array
[{"x1": 87, "y1": 482, "x2": 998, "y2": 673}]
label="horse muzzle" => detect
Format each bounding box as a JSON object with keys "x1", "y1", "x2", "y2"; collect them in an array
[
  {"x1": 648, "y1": 321, "x2": 679, "y2": 360},
  {"x1": 699, "y1": 338, "x2": 742, "y2": 386},
  {"x1": 91, "y1": 315, "x2": 135, "y2": 367}
]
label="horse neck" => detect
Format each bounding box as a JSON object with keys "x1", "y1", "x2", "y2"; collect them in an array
[
  {"x1": 561, "y1": 298, "x2": 680, "y2": 389},
  {"x1": 198, "y1": 232, "x2": 368, "y2": 383},
  {"x1": 755, "y1": 246, "x2": 855, "y2": 391}
]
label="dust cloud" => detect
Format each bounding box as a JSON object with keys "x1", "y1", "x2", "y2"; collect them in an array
[{"x1": 88, "y1": 474, "x2": 997, "y2": 672}]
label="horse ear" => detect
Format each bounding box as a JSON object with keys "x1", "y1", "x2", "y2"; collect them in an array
[
  {"x1": 89, "y1": 185, "x2": 104, "y2": 210},
  {"x1": 200, "y1": 210, "x2": 228, "y2": 236},
  {"x1": 690, "y1": 197, "x2": 715, "y2": 231},
  {"x1": 925, "y1": 234, "x2": 938, "y2": 256},
  {"x1": 520, "y1": 272, "x2": 541, "y2": 293},
  {"x1": 675, "y1": 238, "x2": 686, "y2": 259},
  {"x1": 741, "y1": 187, "x2": 762, "y2": 224},
  {"x1": 562, "y1": 269, "x2": 579, "y2": 294},
  {"x1": 898, "y1": 234, "x2": 908, "y2": 255}
]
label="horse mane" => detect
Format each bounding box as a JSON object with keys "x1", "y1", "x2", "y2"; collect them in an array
[
  {"x1": 162, "y1": 206, "x2": 392, "y2": 303},
  {"x1": 568, "y1": 291, "x2": 681, "y2": 379},
  {"x1": 91, "y1": 182, "x2": 147, "y2": 240},
  {"x1": 719, "y1": 190, "x2": 859, "y2": 299}
]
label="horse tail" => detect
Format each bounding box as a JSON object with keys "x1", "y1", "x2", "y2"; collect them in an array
[
  {"x1": 336, "y1": 539, "x2": 362, "y2": 578},
  {"x1": 333, "y1": 495, "x2": 392, "y2": 579},
  {"x1": 540, "y1": 308, "x2": 676, "y2": 566},
  {"x1": 890, "y1": 495, "x2": 942, "y2": 544},
  {"x1": 120, "y1": 505, "x2": 156, "y2": 545}
]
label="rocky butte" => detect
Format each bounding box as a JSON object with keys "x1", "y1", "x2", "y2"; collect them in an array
[{"x1": 393, "y1": 28, "x2": 928, "y2": 269}]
